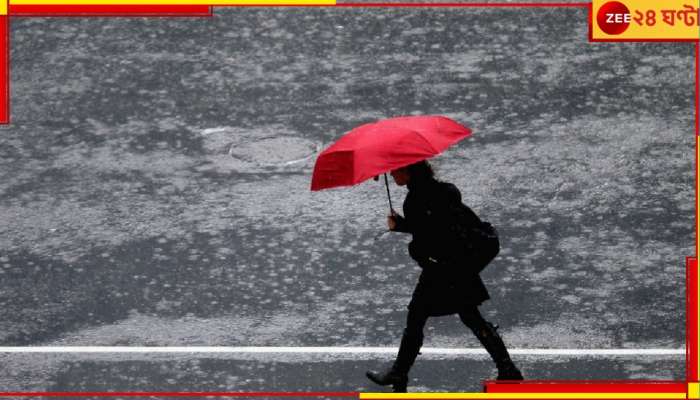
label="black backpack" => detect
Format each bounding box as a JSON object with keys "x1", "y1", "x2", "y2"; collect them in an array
[{"x1": 444, "y1": 199, "x2": 500, "y2": 274}]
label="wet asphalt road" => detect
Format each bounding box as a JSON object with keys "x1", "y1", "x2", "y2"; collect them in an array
[
  {"x1": 0, "y1": 4, "x2": 695, "y2": 394},
  {"x1": 0, "y1": 353, "x2": 686, "y2": 394}
]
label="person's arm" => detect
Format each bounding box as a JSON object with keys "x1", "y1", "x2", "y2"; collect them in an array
[
  {"x1": 427, "y1": 183, "x2": 461, "y2": 233},
  {"x1": 416, "y1": 183, "x2": 469, "y2": 244}
]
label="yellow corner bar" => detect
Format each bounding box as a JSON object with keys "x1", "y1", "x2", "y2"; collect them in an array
[
  {"x1": 691, "y1": 382, "x2": 700, "y2": 400},
  {"x1": 10, "y1": 0, "x2": 335, "y2": 4},
  {"x1": 359, "y1": 393, "x2": 686, "y2": 400}
]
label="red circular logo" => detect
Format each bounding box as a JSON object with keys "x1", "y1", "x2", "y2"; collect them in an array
[{"x1": 597, "y1": 1, "x2": 631, "y2": 35}]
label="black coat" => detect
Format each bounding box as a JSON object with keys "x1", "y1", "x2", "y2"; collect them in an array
[{"x1": 392, "y1": 176, "x2": 491, "y2": 316}]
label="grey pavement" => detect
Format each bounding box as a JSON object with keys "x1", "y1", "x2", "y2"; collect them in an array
[{"x1": 0, "y1": 5, "x2": 694, "y2": 393}]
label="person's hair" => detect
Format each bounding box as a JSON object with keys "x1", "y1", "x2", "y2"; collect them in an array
[{"x1": 406, "y1": 160, "x2": 435, "y2": 181}]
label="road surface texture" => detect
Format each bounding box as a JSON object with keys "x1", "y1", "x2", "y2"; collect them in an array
[{"x1": 0, "y1": 4, "x2": 694, "y2": 395}]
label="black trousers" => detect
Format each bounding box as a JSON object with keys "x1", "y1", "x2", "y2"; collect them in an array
[
  {"x1": 393, "y1": 304, "x2": 511, "y2": 375},
  {"x1": 406, "y1": 304, "x2": 491, "y2": 343}
]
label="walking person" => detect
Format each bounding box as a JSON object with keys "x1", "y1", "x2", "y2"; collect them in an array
[{"x1": 365, "y1": 160, "x2": 523, "y2": 392}]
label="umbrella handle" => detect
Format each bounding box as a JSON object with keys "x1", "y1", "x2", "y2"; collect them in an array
[{"x1": 383, "y1": 173, "x2": 395, "y2": 215}]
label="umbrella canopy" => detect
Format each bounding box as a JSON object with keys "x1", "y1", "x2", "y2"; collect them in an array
[{"x1": 310, "y1": 115, "x2": 471, "y2": 191}]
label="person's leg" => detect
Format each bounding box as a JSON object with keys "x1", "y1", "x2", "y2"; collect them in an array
[
  {"x1": 366, "y1": 305, "x2": 429, "y2": 392},
  {"x1": 394, "y1": 305, "x2": 429, "y2": 374},
  {"x1": 458, "y1": 306, "x2": 523, "y2": 380}
]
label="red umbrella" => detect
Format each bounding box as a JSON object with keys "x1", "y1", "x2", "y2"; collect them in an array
[{"x1": 310, "y1": 115, "x2": 472, "y2": 210}]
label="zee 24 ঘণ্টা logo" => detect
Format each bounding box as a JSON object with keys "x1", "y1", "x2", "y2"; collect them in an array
[{"x1": 596, "y1": 0, "x2": 699, "y2": 37}]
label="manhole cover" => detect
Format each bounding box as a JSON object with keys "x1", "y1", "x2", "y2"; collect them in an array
[{"x1": 200, "y1": 126, "x2": 321, "y2": 172}]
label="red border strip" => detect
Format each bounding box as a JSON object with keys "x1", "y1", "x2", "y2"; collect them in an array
[
  {"x1": 0, "y1": 392, "x2": 359, "y2": 397},
  {"x1": 484, "y1": 381, "x2": 687, "y2": 393},
  {"x1": 9, "y1": 4, "x2": 212, "y2": 16},
  {"x1": 5, "y1": 2, "x2": 581, "y2": 12},
  {"x1": 0, "y1": 15, "x2": 7, "y2": 124},
  {"x1": 688, "y1": 257, "x2": 698, "y2": 382}
]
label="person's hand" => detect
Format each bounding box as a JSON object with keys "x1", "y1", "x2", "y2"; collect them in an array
[{"x1": 387, "y1": 214, "x2": 397, "y2": 231}]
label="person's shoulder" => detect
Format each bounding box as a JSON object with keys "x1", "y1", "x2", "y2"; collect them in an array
[
  {"x1": 435, "y1": 180, "x2": 462, "y2": 202},
  {"x1": 439, "y1": 181, "x2": 459, "y2": 192}
]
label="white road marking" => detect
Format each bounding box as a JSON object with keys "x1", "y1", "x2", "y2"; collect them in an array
[{"x1": 0, "y1": 347, "x2": 685, "y2": 355}]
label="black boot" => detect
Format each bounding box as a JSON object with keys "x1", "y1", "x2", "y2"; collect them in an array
[
  {"x1": 366, "y1": 368, "x2": 409, "y2": 393},
  {"x1": 366, "y1": 329, "x2": 423, "y2": 392},
  {"x1": 496, "y1": 363, "x2": 524, "y2": 381},
  {"x1": 474, "y1": 322, "x2": 523, "y2": 381}
]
